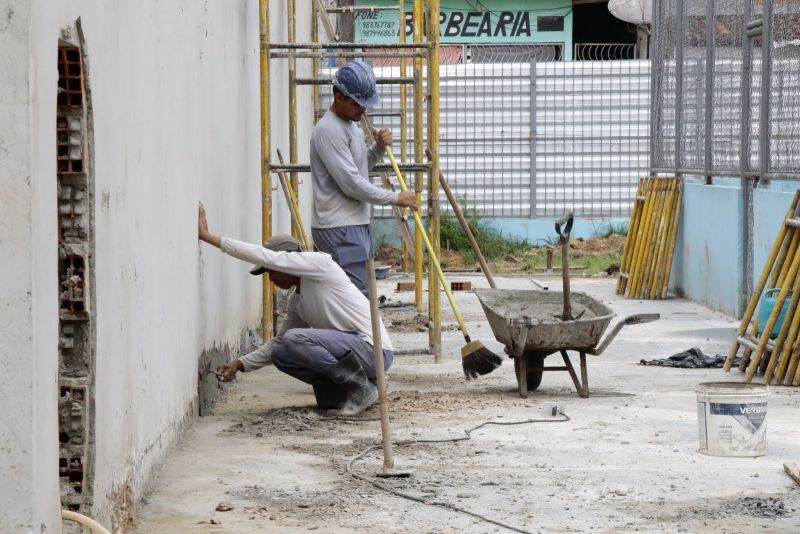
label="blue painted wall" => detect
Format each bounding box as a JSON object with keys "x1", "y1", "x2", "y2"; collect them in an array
[
  {"x1": 752, "y1": 188, "x2": 796, "y2": 289},
  {"x1": 669, "y1": 183, "x2": 742, "y2": 316},
  {"x1": 372, "y1": 216, "x2": 629, "y2": 249}
]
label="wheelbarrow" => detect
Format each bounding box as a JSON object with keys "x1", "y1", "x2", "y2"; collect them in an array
[{"x1": 474, "y1": 213, "x2": 659, "y2": 398}]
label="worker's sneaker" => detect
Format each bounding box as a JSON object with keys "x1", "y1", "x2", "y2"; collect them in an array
[{"x1": 325, "y1": 351, "x2": 378, "y2": 417}]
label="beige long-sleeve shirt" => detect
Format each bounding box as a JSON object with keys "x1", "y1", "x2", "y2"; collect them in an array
[{"x1": 220, "y1": 237, "x2": 393, "y2": 371}]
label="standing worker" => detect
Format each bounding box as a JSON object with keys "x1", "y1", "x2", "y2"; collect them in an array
[
  {"x1": 310, "y1": 61, "x2": 417, "y2": 295},
  {"x1": 198, "y1": 202, "x2": 393, "y2": 416}
]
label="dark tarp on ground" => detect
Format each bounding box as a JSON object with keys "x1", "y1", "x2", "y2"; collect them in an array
[{"x1": 640, "y1": 347, "x2": 739, "y2": 369}]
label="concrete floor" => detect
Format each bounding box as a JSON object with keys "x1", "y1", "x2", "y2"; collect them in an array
[{"x1": 136, "y1": 275, "x2": 800, "y2": 533}]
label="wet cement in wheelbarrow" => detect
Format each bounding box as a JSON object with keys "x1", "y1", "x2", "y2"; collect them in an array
[
  {"x1": 510, "y1": 301, "x2": 598, "y2": 325},
  {"x1": 476, "y1": 290, "x2": 611, "y2": 326}
]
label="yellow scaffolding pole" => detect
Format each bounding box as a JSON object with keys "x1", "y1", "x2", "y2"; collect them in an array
[
  {"x1": 427, "y1": 0, "x2": 441, "y2": 360},
  {"x1": 259, "y1": 0, "x2": 274, "y2": 339},
  {"x1": 413, "y1": 0, "x2": 424, "y2": 313},
  {"x1": 399, "y1": 0, "x2": 409, "y2": 273},
  {"x1": 311, "y1": 0, "x2": 319, "y2": 123},
  {"x1": 288, "y1": 0, "x2": 299, "y2": 243}
]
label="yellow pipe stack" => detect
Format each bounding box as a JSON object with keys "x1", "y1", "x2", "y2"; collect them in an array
[
  {"x1": 725, "y1": 190, "x2": 800, "y2": 386},
  {"x1": 616, "y1": 177, "x2": 683, "y2": 299}
]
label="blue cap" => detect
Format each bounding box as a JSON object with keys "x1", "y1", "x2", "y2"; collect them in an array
[{"x1": 333, "y1": 61, "x2": 380, "y2": 108}]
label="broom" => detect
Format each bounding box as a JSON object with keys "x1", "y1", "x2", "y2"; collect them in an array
[{"x1": 385, "y1": 146, "x2": 502, "y2": 379}]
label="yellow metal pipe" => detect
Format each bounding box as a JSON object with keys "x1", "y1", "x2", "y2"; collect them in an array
[
  {"x1": 627, "y1": 179, "x2": 656, "y2": 298},
  {"x1": 651, "y1": 178, "x2": 677, "y2": 298},
  {"x1": 643, "y1": 180, "x2": 670, "y2": 298},
  {"x1": 789, "y1": 341, "x2": 800, "y2": 385},
  {"x1": 643, "y1": 180, "x2": 667, "y2": 298},
  {"x1": 259, "y1": 0, "x2": 274, "y2": 338},
  {"x1": 640, "y1": 179, "x2": 667, "y2": 298},
  {"x1": 745, "y1": 247, "x2": 800, "y2": 382},
  {"x1": 427, "y1": 0, "x2": 441, "y2": 360},
  {"x1": 624, "y1": 178, "x2": 652, "y2": 298},
  {"x1": 412, "y1": 0, "x2": 424, "y2": 313},
  {"x1": 739, "y1": 228, "x2": 800, "y2": 371},
  {"x1": 769, "y1": 215, "x2": 794, "y2": 288},
  {"x1": 640, "y1": 178, "x2": 670, "y2": 298},
  {"x1": 617, "y1": 178, "x2": 644, "y2": 296},
  {"x1": 288, "y1": 0, "x2": 299, "y2": 242},
  {"x1": 658, "y1": 178, "x2": 683, "y2": 298},
  {"x1": 776, "y1": 228, "x2": 800, "y2": 289},
  {"x1": 727, "y1": 191, "x2": 800, "y2": 370},
  {"x1": 792, "y1": 349, "x2": 800, "y2": 385},
  {"x1": 276, "y1": 150, "x2": 312, "y2": 251},
  {"x1": 311, "y1": 0, "x2": 319, "y2": 123},
  {"x1": 766, "y1": 268, "x2": 800, "y2": 384},
  {"x1": 399, "y1": 0, "x2": 408, "y2": 273}
]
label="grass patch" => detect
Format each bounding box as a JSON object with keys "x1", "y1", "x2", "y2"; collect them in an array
[
  {"x1": 521, "y1": 253, "x2": 621, "y2": 275},
  {"x1": 439, "y1": 209, "x2": 529, "y2": 261},
  {"x1": 593, "y1": 222, "x2": 629, "y2": 239}
]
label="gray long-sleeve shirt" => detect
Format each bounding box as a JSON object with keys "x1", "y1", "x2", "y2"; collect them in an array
[
  {"x1": 310, "y1": 110, "x2": 398, "y2": 228},
  {"x1": 220, "y1": 237, "x2": 394, "y2": 372}
]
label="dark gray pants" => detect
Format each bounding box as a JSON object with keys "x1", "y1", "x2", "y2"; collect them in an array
[
  {"x1": 271, "y1": 328, "x2": 393, "y2": 385},
  {"x1": 312, "y1": 224, "x2": 373, "y2": 296}
]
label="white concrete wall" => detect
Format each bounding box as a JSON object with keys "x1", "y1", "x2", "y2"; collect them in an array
[
  {"x1": 1, "y1": 0, "x2": 313, "y2": 530},
  {"x1": 0, "y1": 2, "x2": 63, "y2": 531}
]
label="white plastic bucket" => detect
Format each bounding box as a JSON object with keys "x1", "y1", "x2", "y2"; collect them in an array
[{"x1": 695, "y1": 382, "x2": 769, "y2": 457}]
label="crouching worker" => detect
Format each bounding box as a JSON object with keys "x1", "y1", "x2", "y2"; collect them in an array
[{"x1": 198, "y1": 202, "x2": 393, "y2": 416}]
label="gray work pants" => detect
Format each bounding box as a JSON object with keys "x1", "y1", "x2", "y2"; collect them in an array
[
  {"x1": 312, "y1": 224, "x2": 373, "y2": 296},
  {"x1": 271, "y1": 328, "x2": 393, "y2": 385}
]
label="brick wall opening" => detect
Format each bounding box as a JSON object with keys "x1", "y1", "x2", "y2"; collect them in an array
[{"x1": 57, "y1": 31, "x2": 96, "y2": 525}]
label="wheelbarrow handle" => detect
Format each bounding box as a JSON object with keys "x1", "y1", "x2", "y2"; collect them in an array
[
  {"x1": 624, "y1": 313, "x2": 660, "y2": 325},
  {"x1": 587, "y1": 313, "x2": 661, "y2": 356},
  {"x1": 554, "y1": 211, "x2": 574, "y2": 239}
]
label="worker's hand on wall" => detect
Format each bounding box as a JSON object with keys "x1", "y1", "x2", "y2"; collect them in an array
[
  {"x1": 198, "y1": 201, "x2": 210, "y2": 238},
  {"x1": 216, "y1": 359, "x2": 243, "y2": 382},
  {"x1": 373, "y1": 128, "x2": 393, "y2": 148},
  {"x1": 397, "y1": 191, "x2": 418, "y2": 210},
  {"x1": 198, "y1": 201, "x2": 222, "y2": 248}
]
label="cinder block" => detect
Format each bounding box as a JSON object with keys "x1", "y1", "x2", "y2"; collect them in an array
[
  {"x1": 396, "y1": 281, "x2": 416, "y2": 292},
  {"x1": 450, "y1": 281, "x2": 472, "y2": 291}
]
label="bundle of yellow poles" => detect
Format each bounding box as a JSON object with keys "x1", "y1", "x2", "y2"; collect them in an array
[
  {"x1": 616, "y1": 177, "x2": 683, "y2": 299},
  {"x1": 725, "y1": 190, "x2": 800, "y2": 386}
]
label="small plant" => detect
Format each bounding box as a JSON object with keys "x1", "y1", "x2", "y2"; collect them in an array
[
  {"x1": 438, "y1": 201, "x2": 529, "y2": 261},
  {"x1": 592, "y1": 222, "x2": 628, "y2": 239}
]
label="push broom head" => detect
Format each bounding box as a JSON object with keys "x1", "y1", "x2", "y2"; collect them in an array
[{"x1": 461, "y1": 339, "x2": 503, "y2": 379}]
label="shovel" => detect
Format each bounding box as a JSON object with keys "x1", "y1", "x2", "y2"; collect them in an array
[{"x1": 555, "y1": 212, "x2": 584, "y2": 321}]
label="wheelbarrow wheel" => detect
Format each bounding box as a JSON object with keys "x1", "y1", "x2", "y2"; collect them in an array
[{"x1": 514, "y1": 352, "x2": 545, "y2": 392}]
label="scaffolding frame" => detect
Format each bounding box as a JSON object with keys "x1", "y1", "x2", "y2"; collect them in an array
[{"x1": 259, "y1": 0, "x2": 443, "y2": 359}]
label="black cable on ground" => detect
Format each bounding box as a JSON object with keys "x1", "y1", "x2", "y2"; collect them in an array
[{"x1": 346, "y1": 413, "x2": 571, "y2": 534}]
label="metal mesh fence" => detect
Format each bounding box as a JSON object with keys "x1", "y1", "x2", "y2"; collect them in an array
[
  {"x1": 651, "y1": 0, "x2": 677, "y2": 170},
  {"x1": 769, "y1": 7, "x2": 800, "y2": 175},
  {"x1": 652, "y1": 0, "x2": 800, "y2": 180},
  {"x1": 679, "y1": 0, "x2": 708, "y2": 171}
]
